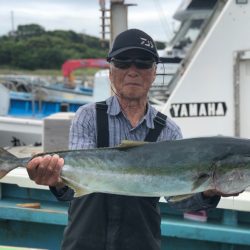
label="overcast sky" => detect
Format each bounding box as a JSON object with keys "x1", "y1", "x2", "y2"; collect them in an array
[{"x1": 0, "y1": 0, "x2": 182, "y2": 42}]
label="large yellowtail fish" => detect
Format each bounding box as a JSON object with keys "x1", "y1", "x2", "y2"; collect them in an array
[{"x1": 0, "y1": 137, "x2": 250, "y2": 198}]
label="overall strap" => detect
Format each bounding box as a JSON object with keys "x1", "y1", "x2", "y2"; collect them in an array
[
  {"x1": 144, "y1": 112, "x2": 167, "y2": 142},
  {"x1": 96, "y1": 101, "x2": 109, "y2": 148},
  {"x1": 96, "y1": 102, "x2": 167, "y2": 145}
]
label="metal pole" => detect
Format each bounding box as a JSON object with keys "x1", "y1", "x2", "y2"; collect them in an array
[
  {"x1": 109, "y1": 1, "x2": 136, "y2": 44},
  {"x1": 110, "y1": 1, "x2": 128, "y2": 44}
]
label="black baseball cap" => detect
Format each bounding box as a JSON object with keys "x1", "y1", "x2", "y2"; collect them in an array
[{"x1": 107, "y1": 29, "x2": 159, "y2": 62}]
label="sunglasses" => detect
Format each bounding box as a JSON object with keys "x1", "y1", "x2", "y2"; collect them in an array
[{"x1": 110, "y1": 58, "x2": 155, "y2": 69}]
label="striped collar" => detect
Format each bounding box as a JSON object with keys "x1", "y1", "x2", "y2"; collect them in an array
[{"x1": 106, "y1": 96, "x2": 158, "y2": 129}]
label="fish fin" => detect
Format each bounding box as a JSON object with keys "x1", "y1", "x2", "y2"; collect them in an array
[
  {"x1": 0, "y1": 147, "x2": 19, "y2": 179},
  {"x1": 167, "y1": 194, "x2": 194, "y2": 203},
  {"x1": 119, "y1": 140, "x2": 148, "y2": 148},
  {"x1": 73, "y1": 186, "x2": 93, "y2": 197},
  {"x1": 61, "y1": 176, "x2": 93, "y2": 197},
  {"x1": 192, "y1": 173, "x2": 210, "y2": 191}
]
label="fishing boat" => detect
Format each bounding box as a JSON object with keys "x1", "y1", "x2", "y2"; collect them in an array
[
  {"x1": 0, "y1": 70, "x2": 110, "y2": 147},
  {"x1": 150, "y1": 0, "x2": 218, "y2": 104}
]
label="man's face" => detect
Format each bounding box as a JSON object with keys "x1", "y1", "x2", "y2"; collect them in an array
[{"x1": 109, "y1": 50, "x2": 157, "y2": 100}]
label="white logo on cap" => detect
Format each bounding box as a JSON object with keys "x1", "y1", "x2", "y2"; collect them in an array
[{"x1": 140, "y1": 37, "x2": 154, "y2": 48}]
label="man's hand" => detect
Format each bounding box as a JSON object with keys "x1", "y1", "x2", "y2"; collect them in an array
[
  {"x1": 27, "y1": 154, "x2": 65, "y2": 188},
  {"x1": 202, "y1": 189, "x2": 244, "y2": 198}
]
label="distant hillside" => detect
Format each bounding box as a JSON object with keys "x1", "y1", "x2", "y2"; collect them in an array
[
  {"x1": 0, "y1": 24, "x2": 166, "y2": 71},
  {"x1": 0, "y1": 24, "x2": 109, "y2": 70}
]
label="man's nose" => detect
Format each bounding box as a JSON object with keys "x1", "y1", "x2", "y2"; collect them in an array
[{"x1": 127, "y1": 64, "x2": 139, "y2": 75}]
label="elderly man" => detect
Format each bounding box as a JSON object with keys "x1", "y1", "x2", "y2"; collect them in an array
[{"x1": 27, "y1": 29, "x2": 221, "y2": 250}]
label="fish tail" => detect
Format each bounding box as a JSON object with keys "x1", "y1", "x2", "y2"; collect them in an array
[{"x1": 0, "y1": 148, "x2": 21, "y2": 179}]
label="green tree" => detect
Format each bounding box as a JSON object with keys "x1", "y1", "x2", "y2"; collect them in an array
[
  {"x1": 0, "y1": 24, "x2": 110, "y2": 70},
  {"x1": 16, "y1": 24, "x2": 45, "y2": 38},
  {"x1": 0, "y1": 41, "x2": 15, "y2": 65}
]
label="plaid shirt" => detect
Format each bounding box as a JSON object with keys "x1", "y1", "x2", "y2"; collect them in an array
[{"x1": 69, "y1": 95, "x2": 182, "y2": 149}]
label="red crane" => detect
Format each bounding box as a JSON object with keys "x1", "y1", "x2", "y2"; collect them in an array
[{"x1": 62, "y1": 58, "x2": 110, "y2": 86}]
